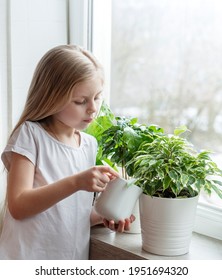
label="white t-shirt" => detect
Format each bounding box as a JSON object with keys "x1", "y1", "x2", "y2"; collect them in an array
[{"x1": 0, "y1": 121, "x2": 97, "y2": 260}]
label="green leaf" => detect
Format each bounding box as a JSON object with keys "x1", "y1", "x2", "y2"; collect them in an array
[
  {"x1": 163, "y1": 176, "x2": 171, "y2": 190},
  {"x1": 168, "y1": 170, "x2": 178, "y2": 182},
  {"x1": 123, "y1": 126, "x2": 141, "y2": 151},
  {"x1": 212, "y1": 179, "x2": 222, "y2": 187},
  {"x1": 174, "y1": 125, "x2": 189, "y2": 136},
  {"x1": 211, "y1": 184, "x2": 222, "y2": 199},
  {"x1": 129, "y1": 118, "x2": 138, "y2": 125},
  {"x1": 181, "y1": 174, "x2": 189, "y2": 186},
  {"x1": 85, "y1": 116, "x2": 114, "y2": 141}
]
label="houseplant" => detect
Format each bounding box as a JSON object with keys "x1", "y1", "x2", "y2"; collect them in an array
[
  {"x1": 127, "y1": 126, "x2": 222, "y2": 255},
  {"x1": 86, "y1": 104, "x2": 222, "y2": 246},
  {"x1": 86, "y1": 102, "x2": 164, "y2": 178},
  {"x1": 85, "y1": 102, "x2": 163, "y2": 231}
]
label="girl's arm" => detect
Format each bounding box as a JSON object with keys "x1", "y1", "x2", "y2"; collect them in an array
[{"x1": 7, "y1": 152, "x2": 119, "y2": 220}]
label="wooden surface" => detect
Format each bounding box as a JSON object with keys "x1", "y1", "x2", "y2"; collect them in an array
[
  {"x1": 89, "y1": 225, "x2": 222, "y2": 260},
  {"x1": 90, "y1": 238, "x2": 145, "y2": 260}
]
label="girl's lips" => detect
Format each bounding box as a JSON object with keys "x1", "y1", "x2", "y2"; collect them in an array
[{"x1": 84, "y1": 118, "x2": 93, "y2": 123}]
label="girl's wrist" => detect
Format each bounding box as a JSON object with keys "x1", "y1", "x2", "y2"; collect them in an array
[{"x1": 69, "y1": 174, "x2": 82, "y2": 192}]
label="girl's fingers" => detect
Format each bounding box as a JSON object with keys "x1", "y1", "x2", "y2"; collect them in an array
[
  {"x1": 116, "y1": 220, "x2": 125, "y2": 232},
  {"x1": 123, "y1": 218, "x2": 130, "y2": 231},
  {"x1": 97, "y1": 166, "x2": 120, "y2": 178},
  {"x1": 130, "y1": 214, "x2": 136, "y2": 223},
  {"x1": 95, "y1": 166, "x2": 119, "y2": 187},
  {"x1": 99, "y1": 173, "x2": 110, "y2": 184},
  {"x1": 103, "y1": 219, "x2": 115, "y2": 230},
  {"x1": 103, "y1": 215, "x2": 135, "y2": 232},
  {"x1": 96, "y1": 179, "x2": 107, "y2": 189}
]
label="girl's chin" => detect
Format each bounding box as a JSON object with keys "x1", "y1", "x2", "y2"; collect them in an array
[{"x1": 77, "y1": 123, "x2": 90, "y2": 131}]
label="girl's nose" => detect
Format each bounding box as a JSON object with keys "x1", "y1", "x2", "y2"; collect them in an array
[{"x1": 87, "y1": 101, "x2": 97, "y2": 114}]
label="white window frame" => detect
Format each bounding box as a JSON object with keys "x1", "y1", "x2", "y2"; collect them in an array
[
  {"x1": 91, "y1": 0, "x2": 112, "y2": 104},
  {"x1": 194, "y1": 201, "x2": 222, "y2": 240},
  {"x1": 68, "y1": 0, "x2": 92, "y2": 49},
  {"x1": 69, "y1": 0, "x2": 111, "y2": 103}
]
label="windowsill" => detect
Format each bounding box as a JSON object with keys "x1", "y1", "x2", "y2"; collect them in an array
[{"x1": 89, "y1": 225, "x2": 222, "y2": 260}]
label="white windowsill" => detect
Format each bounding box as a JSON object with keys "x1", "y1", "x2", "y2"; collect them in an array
[{"x1": 90, "y1": 225, "x2": 222, "y2": 260}]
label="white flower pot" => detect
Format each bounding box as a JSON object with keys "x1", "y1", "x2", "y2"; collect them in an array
[
  {"x1": 94, "y1": 177, "x2": 143, "y2": 223},
  {"x1": 139, "y1": 193, "x2": 199, "y2": 256}
]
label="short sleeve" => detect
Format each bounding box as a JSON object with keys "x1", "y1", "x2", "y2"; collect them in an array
[{"x1": 1, "y1": 122, "x2": 37, "y2": 171}]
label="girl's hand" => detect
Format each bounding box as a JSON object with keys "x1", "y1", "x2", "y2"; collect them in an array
[
  {"x1": 103, "y1": 214, "x2": 135, "y2": 233},
  {"x1": 75, "y1": 165, "x2": 119, "y2": 192}
]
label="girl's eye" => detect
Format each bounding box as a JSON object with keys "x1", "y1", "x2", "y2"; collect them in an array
[
  {"x1": 95, "y1": 95, "x2": 102, "y2": 101},
  {"x1": 74, "y1": 100, "x2": 86, "y2": 105},
  {"x1": 73, "y1": 94, "x2": 102, "y2": 105}
]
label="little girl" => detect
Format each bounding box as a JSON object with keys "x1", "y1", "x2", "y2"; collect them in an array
[{"x1": 0, "y1": 45, "x2": 134, "y2": 259}]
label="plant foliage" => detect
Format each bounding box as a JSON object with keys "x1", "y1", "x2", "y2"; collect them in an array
[
  {"x1": 86, "y1": 102, "x2": 222, "y2": 199},
  {"x1": 86, "y1": 102, "x2": 163, "y2": 178},
  {"x1": 127, "y1": 127, "x2": 222, "y2": 198}
]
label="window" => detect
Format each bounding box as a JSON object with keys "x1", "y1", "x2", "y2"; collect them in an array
[
  {"x1": 110, "y1": 0, "x2": 222, "y2": 153},
  {"x1": 92, "y1": 0, "x2": 222, "y2": 240},
  {"x1": 0, "y1": 0, "x2": 221, "y2": 239}
]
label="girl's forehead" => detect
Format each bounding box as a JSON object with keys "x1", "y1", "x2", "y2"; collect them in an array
[{"x1": 72, "y1": 76, "x2": 103, "y2": 97}]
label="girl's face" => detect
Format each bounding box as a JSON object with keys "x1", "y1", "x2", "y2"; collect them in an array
[{"x1": 54, "y1": 75, "x2": 103, "y2": 130}]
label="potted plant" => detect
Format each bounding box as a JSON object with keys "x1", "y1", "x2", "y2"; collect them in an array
[
  {"x1": 85, "y1": 103, "x2": 163, "y2": 231},
  {"x1": 127, "y1": 126, "x2": 222, "y2": 255},
  {"x1": 86, "y1": 102, "x2": 163, "y2": 177},
  {"x1": 87, "y1": 104, "x2": 222, "y2": 246}
]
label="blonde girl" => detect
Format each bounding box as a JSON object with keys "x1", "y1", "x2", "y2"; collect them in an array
[{"x1": 0, "y1": 45, "x2": 134, "y2": 260}]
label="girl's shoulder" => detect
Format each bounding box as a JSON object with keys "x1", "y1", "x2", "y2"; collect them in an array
[
  {"x1": 11, "y1": 121, "x2": 44, "y2": 142},
  {"x1": 14, "y1": 120, "x2": 41, "y2": 133},
  {"x1": 2, "y1": 121, "x2": 41, "y2": 170},
  {"x1": 14, "y1": 121, "x2": 98, "y2": 150},
  {"x1": 23, "y1": 120, "x2": 41, "y2": 131}
]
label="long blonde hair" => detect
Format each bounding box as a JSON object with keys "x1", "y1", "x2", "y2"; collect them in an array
[{"x1": 11, "y1": 44, "x2": 104, "y2": 135}]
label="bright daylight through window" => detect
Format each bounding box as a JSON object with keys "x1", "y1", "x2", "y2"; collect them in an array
[{"x1": 109, "y1": 0, "x2": 222, "y2": 210}]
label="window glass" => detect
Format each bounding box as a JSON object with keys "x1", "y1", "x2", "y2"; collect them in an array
[
  {"x1": 110, "y1": 0, "x2": 222, "y2": 208},
  {"x1": 111, "y1": 0, "x2": 222, "y2": 152}
]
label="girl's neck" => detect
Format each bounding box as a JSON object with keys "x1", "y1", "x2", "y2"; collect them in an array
[{"x1": 42, "y1": 117, "x2": 80, "y2": 148}]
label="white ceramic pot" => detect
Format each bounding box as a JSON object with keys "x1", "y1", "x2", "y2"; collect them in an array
[
  {"x1": 94, "y1": 177, "x2": 143, "y2": 223},
  {"x1": 139, "y1": 193, "x2": 199, "y2": 256}
]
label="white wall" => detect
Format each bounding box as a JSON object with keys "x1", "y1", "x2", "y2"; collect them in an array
[
  {"x1": 10, "y1": 0, "x2": 68, "y2": 126},
  {"x1": 0, "y1": 0, "x2": 8, "y2": 207},
  {"x1": 0, "y1": 0, "x2": 68, "y2": 205}
]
